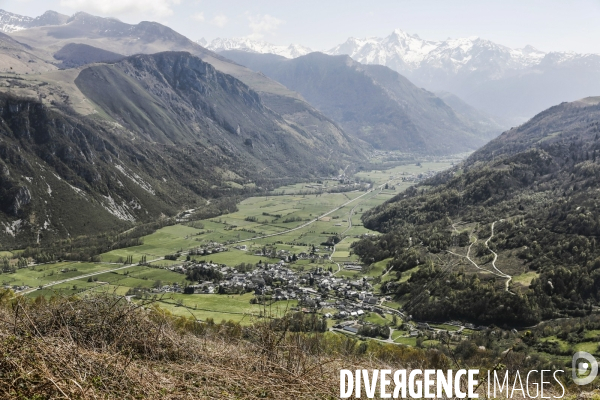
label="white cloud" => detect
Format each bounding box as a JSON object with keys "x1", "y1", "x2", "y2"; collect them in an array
[
  {"x1": 59, "y1": 0, "x2": 180, "y2": 17},
  {"x1": 246, "y1": 13, "x2": 284, "y2": 40},
  {"x1": 210, "y1": 13, "x2": 228, "y2": 27},
  {"x1": 191, "y1": 12, "x2": 205, "y2": 22}
]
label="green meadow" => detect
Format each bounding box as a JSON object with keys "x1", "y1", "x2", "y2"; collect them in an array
[{"x1": 8, "y1": 158, "x2": 455, "y2": 323}]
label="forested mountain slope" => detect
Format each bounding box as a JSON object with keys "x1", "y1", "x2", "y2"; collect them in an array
[{"x1": 354, "y1": 98, "x2": 600, "y2": 325}]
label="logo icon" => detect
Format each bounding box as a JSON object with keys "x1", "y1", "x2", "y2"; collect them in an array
[{"x1": 572, "y1": 351, "x2": 598, "y2": 385}]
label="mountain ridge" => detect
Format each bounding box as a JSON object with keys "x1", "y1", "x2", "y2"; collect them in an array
[
  {"x1": 205, "y1": 37, "x2": 312, "y2": 59},
  {"x1": 0, "y1": 9, "x2": 69, "y2": 33},
  {"x1": 0, "y1": 50, "x2": 358, "y2": 247},
  {"x1": 208, "y1": 28, "x2": 600, "y2": 123},
  {"x1": 354, "y1": 97, "x2": 600, "y2": 325},
  {"x1": 220, "y1": 50, "x2": 503, "y2": 154}
]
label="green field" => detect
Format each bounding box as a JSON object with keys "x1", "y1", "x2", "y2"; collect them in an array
[
  {"x1": 430, "y1": 323, "x2": 460, "y2": 331},
  {"x1": 2, "y1": 261, "x2": 122, "y2": 289},
  {"x1": 5, "y1": 157, "x2": 455, "y2": 323}
]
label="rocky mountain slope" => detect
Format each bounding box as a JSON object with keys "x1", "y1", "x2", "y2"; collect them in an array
[
  {"x1": 0, "y1": 51, "x2": 359, "y2": 248},
  {"x1": 221, "y1": 50, "x2": 502, "y2": 154},
  {"x1": 354, "y1": 97, "x2": 600, "y2": 325},
  {"x1": 5, "y1": 11, "x2": 358, "y2": 158}
]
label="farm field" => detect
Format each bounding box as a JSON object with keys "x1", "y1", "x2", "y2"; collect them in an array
[
  {"x1": 2, "y1": 261, "x2": 122, "y2": 289},
  {"x1": 8, "y1": 158, "x2": 455, "y2": 323}
]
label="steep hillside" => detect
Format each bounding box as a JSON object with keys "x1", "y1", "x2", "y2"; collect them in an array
[
  {"x1": 0, "y1": 52, "x2": 358, "y2": 248},
  {"x1": 0, "y1": 31, "x2": 56, "y2": 74},
  {"x1": 75, "y1": 52, "x2": 356, "y2": 162},
  {"x1": 221, "y1": 50, "x2": 502, "y2": 154},
  {"x1": 354, "y1": 98, "x2": 600, "y2": 325},
  {"x1": 0, "y1": 93, "x2": 236, "y2": 249},
  {"x1": 7, "y1": 12, "x2": 359, "y2": 158}
]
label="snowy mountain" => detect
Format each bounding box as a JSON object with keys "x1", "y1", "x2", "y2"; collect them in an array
[
  {"x1": 0, "y1": 9, "x2": 68, "y2": 33},
  {"x1": 0, "y1": 9, "x2": 32, "y2": 32},
  {"x1": 327, "y1": 29, "x2": 547, "y2": 76},
  {"x1": 203, "y1": 37, "x2": 312, "y2": 59},
  {"x1": 327, "y1": 29, "x2": 600, "y2": 122}
]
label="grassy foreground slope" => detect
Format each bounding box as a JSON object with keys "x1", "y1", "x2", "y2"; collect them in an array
[
  {"x1": 0, "y1": 290, "x2": 590, "y2": 399},
  {"x1": 0, "y1": 291, "x2": 447, "y2": 399}
]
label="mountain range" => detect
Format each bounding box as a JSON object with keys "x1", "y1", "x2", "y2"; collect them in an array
[
  {"x1": 0, "y1": 9, "x2": 68, "y2": 33},
  {"x1": 0, "y1": 10, "x2": 366, "y2": 247},
  {"x1": 208, "y1": 30, "x2": 600, "y2": 124},
  {"x1": 221, "y1": 50, "x2": 502, "y2": 153},
  {"x1": 201, "y1": 37, "x2": 312, "y2": 59}
]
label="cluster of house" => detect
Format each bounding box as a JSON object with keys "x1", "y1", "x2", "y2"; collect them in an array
[
  {"x1": 400, "y1": 170, "x2": 439, "y2": 183},
  {"x1": 155, "y1": 261, "x2": 390, "y2": 315},
  {"x1": 151, "y1": 283, "x2": 188, "y2": 294},
  {"x1": 6, "y1": 284, "x2": 29, "y2": 292},
  {"x1": 188, "y1": 242, "x2": 229, "y2": 256}
]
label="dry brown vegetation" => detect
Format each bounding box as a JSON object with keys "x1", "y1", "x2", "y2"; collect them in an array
[
  {"x1": 0, "y1": 290, "x2": 444, "y2": 399},
  {"x1": 1, "y1": 290, "x2": 590, "y2": 399}
]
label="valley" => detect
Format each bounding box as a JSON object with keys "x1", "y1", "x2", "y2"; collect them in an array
[
  {"x1": 0, "y1": 5, "x2": 599, "y2": 397},
  {"x1": 4, "y1": 157, "x2": 455, "y2": 327}
]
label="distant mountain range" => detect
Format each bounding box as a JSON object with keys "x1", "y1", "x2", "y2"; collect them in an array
[
  {"x1": 207, "y1": 31, "x2": 600, "y2": 124},
  {"x1": 201, "y1": 37, "x2": 312, "y2": 59},
  {"x1": 221, "y1": 50, "x2": 503, "y2": 154},
  {"x1": 0, "y1": 9, "x2": 68, "y2": 33}
]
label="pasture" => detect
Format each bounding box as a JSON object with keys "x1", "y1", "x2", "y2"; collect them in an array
[{"x1": 7, "y1": 157, "x2": 455, "y2": 323}]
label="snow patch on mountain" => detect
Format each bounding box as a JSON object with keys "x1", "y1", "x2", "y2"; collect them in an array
[
  {"x1": 115, "y1": 164, "x2": 155, "y2": 195},
  {"x1": 0, "y1": 9, "x2": 68, "y2": 33},
  {"x1": 203, "y1": 37, "x2": 312, "y2": 59},
  {"x1": 0, "y1": 9, "x2": 32, "y2": 33}
]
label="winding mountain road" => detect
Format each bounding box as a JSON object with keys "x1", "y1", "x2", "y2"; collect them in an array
[{"x1": 447, "y1": 219, "x2": 513, "y2": 292}]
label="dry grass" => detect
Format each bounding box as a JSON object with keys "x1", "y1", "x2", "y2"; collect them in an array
[
  {"x1": 1, "y1": 290, "x2": 582, "y2": 399},
  {"x1": 0, "y1": 291, "x2": 388, "y2": 399}
]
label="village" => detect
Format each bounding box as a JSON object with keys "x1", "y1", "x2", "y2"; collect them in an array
[{"x1": 145, "y1": 245, "x2": 485, "y2": 341}]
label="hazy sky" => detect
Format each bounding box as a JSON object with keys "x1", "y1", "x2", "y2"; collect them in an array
[{"x1": 1, "y1": 0, "x2": 600, "y2": 53}]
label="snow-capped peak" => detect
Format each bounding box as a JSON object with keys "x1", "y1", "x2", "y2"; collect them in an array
[
  {"x1": 325, "y1": 29, "x2": 557, "y2": 74},
  {"x1": 0, "y1": 9, "x2": 33, "y2": 33},
  {"x1": 205, "y1": 37, "x2": 312, "y2": 59},
  {"x1": 0, "y1": 9, "x2": 68, "y2": 33}
]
